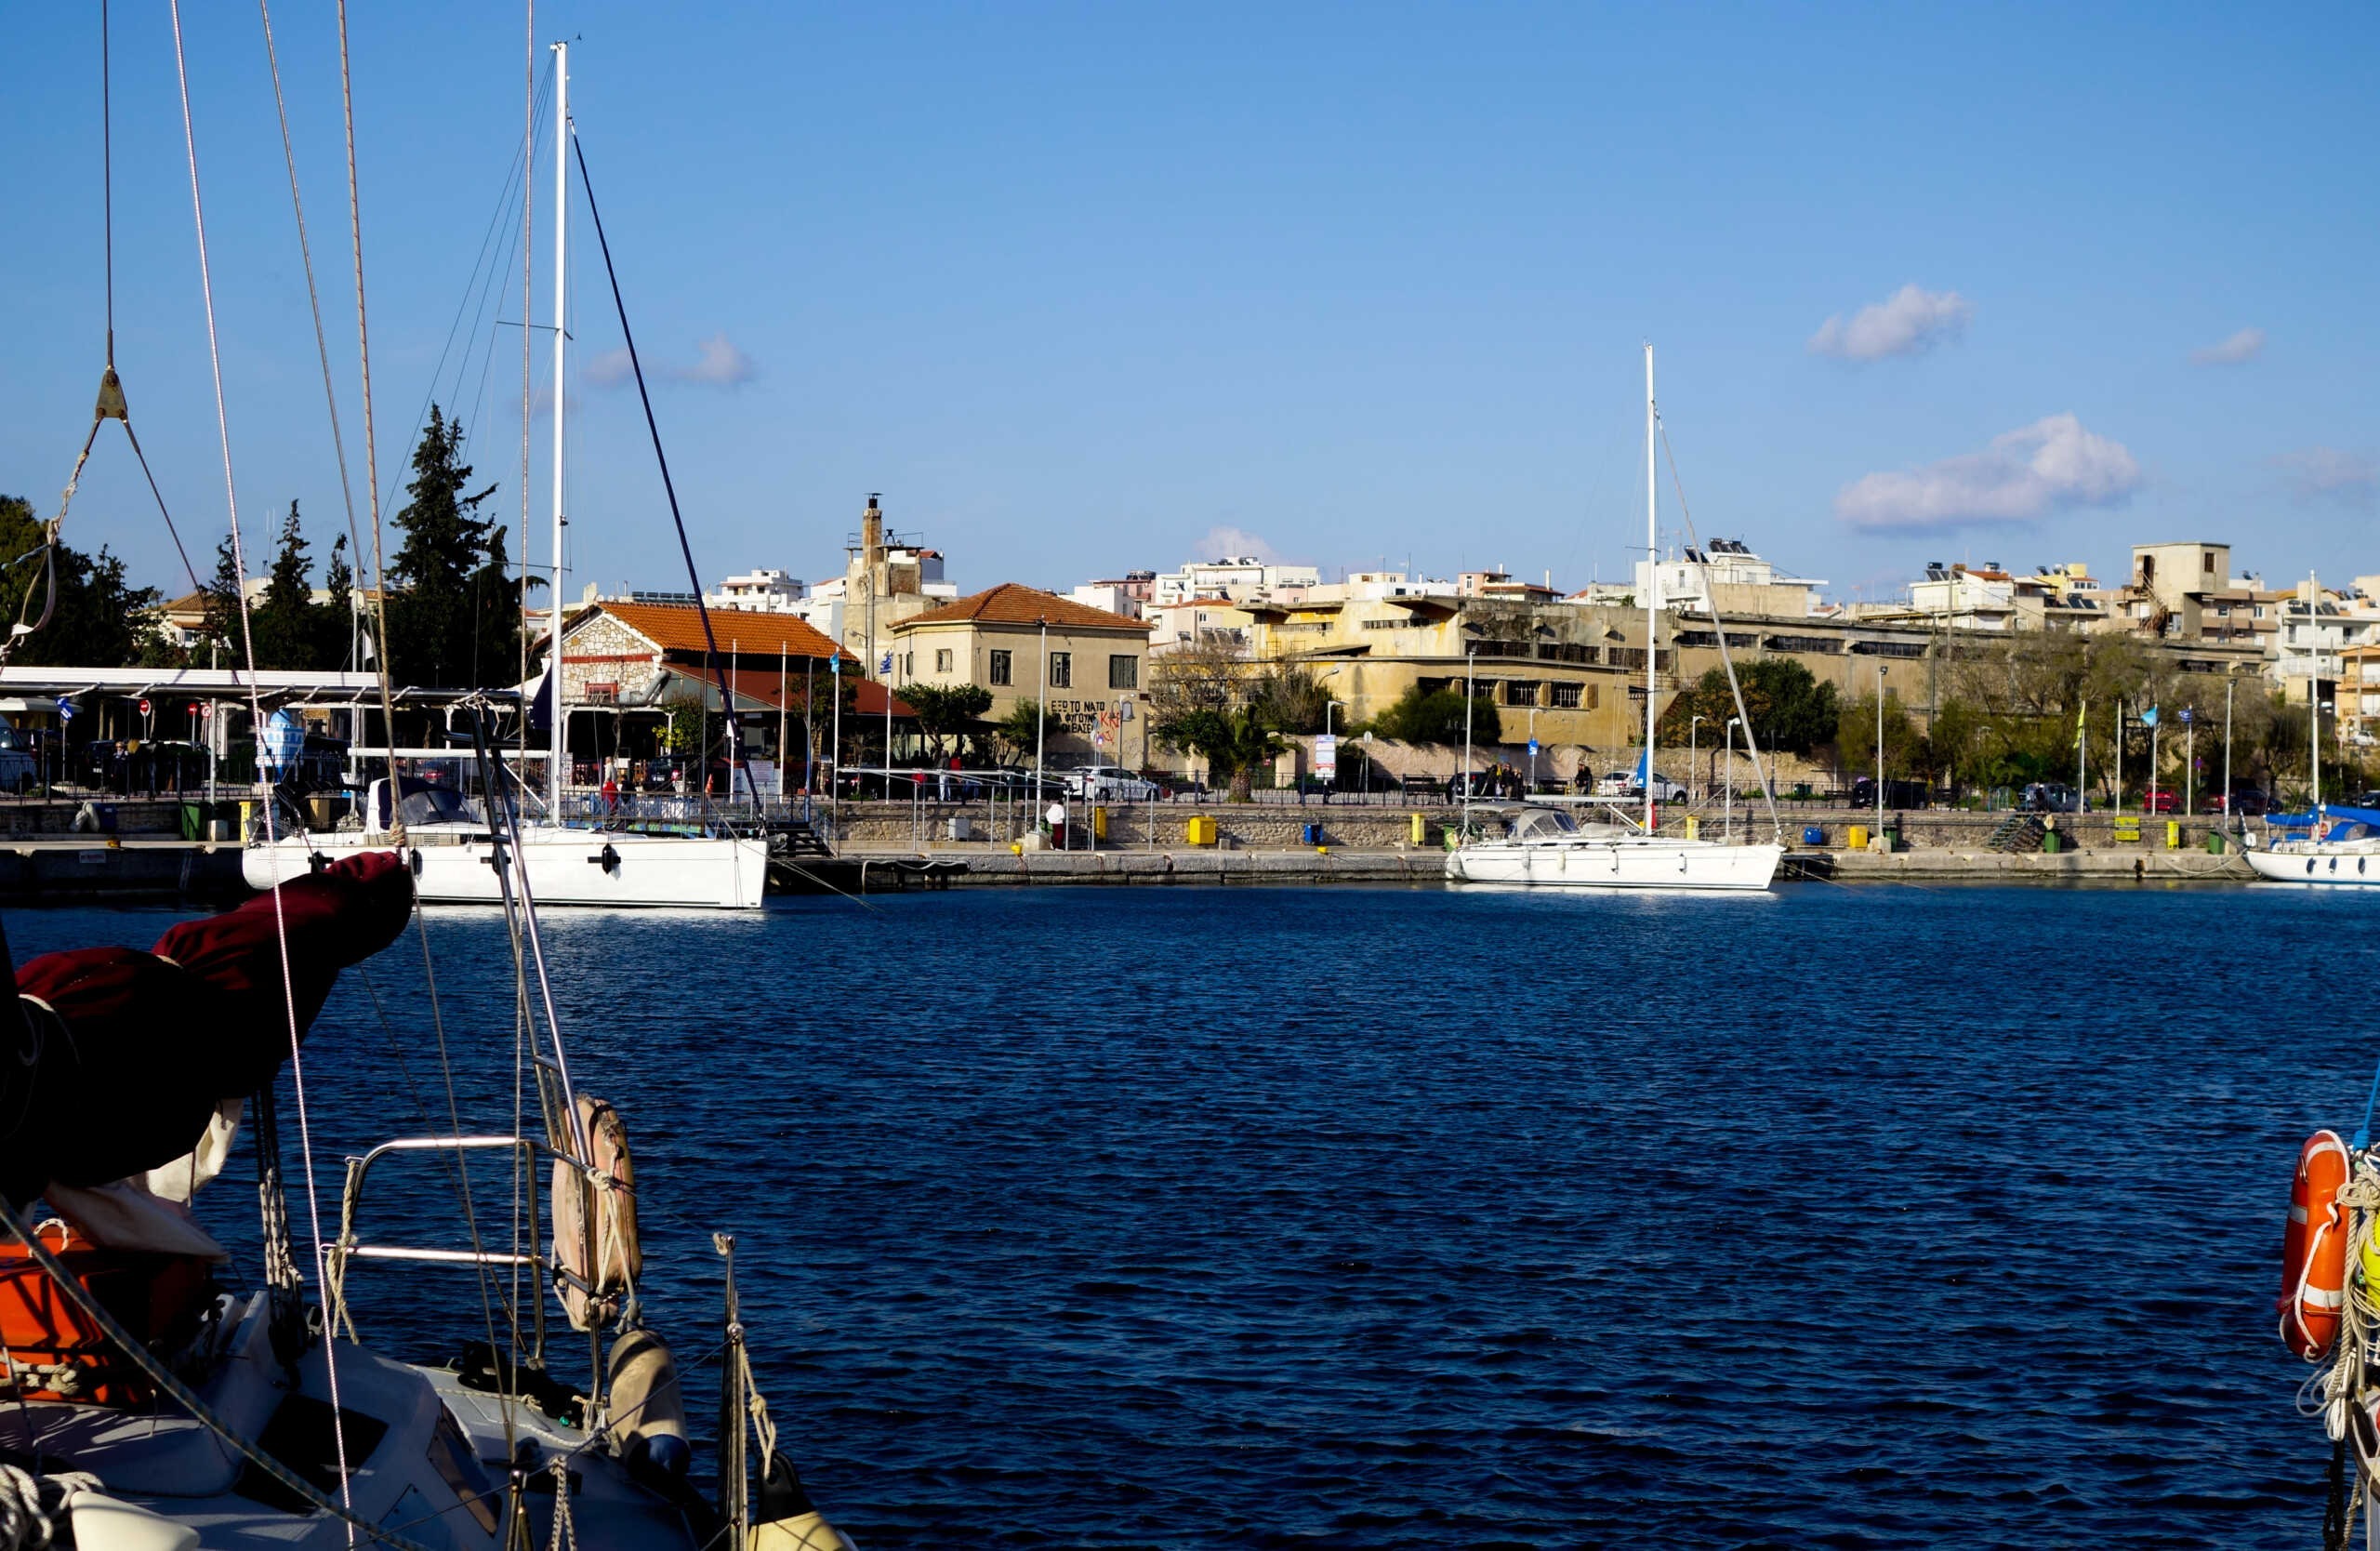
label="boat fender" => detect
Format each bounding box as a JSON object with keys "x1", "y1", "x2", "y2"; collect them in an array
[
  {"x1": 2281, "y1": 1130, "x2": 2352, "y2": 1360},
  {"x1": 749, "y1": 1452, "x2": 854, "y2": 1551},
  {"x1": 606, "y1": 1328, "x2": 688, "y2": 1481}
]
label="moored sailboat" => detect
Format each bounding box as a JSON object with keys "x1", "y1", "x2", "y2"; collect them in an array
[{"x1": 1447, "y1": 345, "x2": 1781, "y2": 891}]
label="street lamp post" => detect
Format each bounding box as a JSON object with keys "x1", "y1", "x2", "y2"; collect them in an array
[
  {"x1": 2223, "y1": 671, "x2": 2236, "y2": 834},
  {"x1": 1036, "y1": 616, "x2": 1051, "y2": 842},
  {"x1": 1726, "y1": 715, "x2": 1740, "y2": 842},
  {"x1": 1875, "y1": 664, "x2": 1888, "y2": 837},
  {"x1": 1689, "y1": 713, "x2": 1702, "y2": 806},
  {"x1": 1526, "y1": 707, "x2": 1539, "y2": 792},
  {"x1": 1462, "y1": 646, "x2": 1476, "y2": 825}
]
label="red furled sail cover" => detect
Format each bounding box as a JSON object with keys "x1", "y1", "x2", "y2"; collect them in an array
[{"x1": 0, "y1": 853, "x2": 412, "y2": 1201}]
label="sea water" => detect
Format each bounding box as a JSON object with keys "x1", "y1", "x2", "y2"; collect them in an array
[{"x1": 12, "y1": 882, "x2": 2357, "y2": 1547}]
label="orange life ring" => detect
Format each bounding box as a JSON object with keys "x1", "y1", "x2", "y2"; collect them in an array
[{"x1": 2281, "y1": 1129, "x2": 2352, "y2": 1360}]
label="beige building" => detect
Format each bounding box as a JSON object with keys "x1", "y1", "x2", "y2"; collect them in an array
[{"x1": 891, "y1": 583, "x2": 1154, "y2": 762}]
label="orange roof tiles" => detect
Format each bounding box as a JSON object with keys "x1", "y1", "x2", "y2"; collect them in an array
[
  {"x1": 896, "y1": 582, "x2": 1147, "y2": 634},
  {"x1": 596, "y1": 601, "x2": 851, "y2": 662}
]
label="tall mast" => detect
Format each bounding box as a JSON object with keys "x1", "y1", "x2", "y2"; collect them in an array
[
  {"x1": 1643, "y1": 343, "x2": 1658, "y2": 834},
  {"x1": 547, "y1": 41, "x2": 569, "y2": 818}
]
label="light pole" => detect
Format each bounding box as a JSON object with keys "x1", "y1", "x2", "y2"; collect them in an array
[
  {"x1": 1875, "y1": 664, "x2": 1888, "y2": 836},
  {"x1": 2184, "y1": 706, "x2": 2195, "y2": 818},
  {"x1": 1526, "y1": 707, "x2": 1539, "y2": 792},
  {"x1": 1726, "y1": 715, "x2": 1740, "y2": 842},
  {"x1": 1035, "y1": 616, "x2": 1049, "y2": 815},
  {"x1": 1689, "y1": 713, "x2": 1702, "y2": 806},
  {"x1": 1462, "y1": 646, "x2": 1476, "y2": 825},
  {"x1": 2223, "y1": 669, "x2": 2236, "y2": 833}
]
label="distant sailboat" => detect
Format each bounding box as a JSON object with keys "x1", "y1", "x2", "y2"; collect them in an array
[
  {"x1": 1446, "y1": 346, "x2": 1781, "y2": 892},
  {"x1": 245, "y1": 43, "x2": 765, "y2": 908}
]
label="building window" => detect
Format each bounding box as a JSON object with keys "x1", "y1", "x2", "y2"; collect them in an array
[
  {"x1": 2204, "y1": 552, "x2": 2216, "y2": 573},
  {"x1": 902, "y1": 652, "x2": 913, "y2": 678},
  {"x1": 1551, "y1": 683, "x2": 1581, "y2": 709},
  {"x1": 1108, "y1": 655, "x2": 1138, "y2": 689},
  {"x1": 1049, "y1": 652, "x2": 1072, "y2": 688},
  {"x1": 989, "y1": 650, "x2": 1012, "y2": 686},
  {"x1": 935, "y1": 648, "x2": 953, "y2": 673},
  {"x1": 1504, "y1": 682, "x2": 1538, "y2": 708},
  {"x1": 586, "y1": 682, "x2": 619, "y2": 707}
]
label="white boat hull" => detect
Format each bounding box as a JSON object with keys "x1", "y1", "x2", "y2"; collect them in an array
[
  {"x1": 244, "y1": 829, "x2": 769, "y2": 908},
  {"x1": 1447, "y1": 837, "x2": 1783, "y2": 891},
  {"x1": 2245, "y1": 845, "x2": 2380, "y2": 886}
]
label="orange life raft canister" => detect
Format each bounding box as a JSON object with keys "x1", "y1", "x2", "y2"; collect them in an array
[{"x1": 2281, "y1": 1130, "x2": 2352, "y2": 1360}]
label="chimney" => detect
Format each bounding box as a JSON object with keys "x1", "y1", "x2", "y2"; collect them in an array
[{"x1": 863, "y1": 494, "x2": 884, "y2": 564}]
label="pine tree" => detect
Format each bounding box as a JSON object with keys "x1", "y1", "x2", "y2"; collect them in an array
[
  {"x1": 387, "y1": 405, "x2": 505, "y2": 686},
  {"x1": 252, "y1": 501, "x2": 316, "y2": 669},
  {"x1": 199, "y1": 532, "x2": 244, "y2": 660},
  {"x1": 318, "y1": 533, "x2": 355, "y2": 669}
]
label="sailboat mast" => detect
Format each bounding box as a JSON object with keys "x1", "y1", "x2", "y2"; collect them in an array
[
  {"x1": 1643, "y1": 343, "x2": 1658, "y2": 834},
  {"x1": 547, "y1": 41, "x2": 569, "y2": 818}
]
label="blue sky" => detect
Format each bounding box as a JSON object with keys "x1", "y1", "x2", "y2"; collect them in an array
[{"x1": 5, "y1": 3, "x2": 2374, "y2": 607}]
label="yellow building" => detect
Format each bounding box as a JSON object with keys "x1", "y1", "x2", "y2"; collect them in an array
[{"x1": 891, "y1": 583, "x2": 1154, "y2": 762}]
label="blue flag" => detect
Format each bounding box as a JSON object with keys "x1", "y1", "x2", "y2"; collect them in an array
[{"x1": 2141, "y1": 706, "x2": 2160, "y2": 728}]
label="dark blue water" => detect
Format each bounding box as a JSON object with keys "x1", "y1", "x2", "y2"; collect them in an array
[{"x1": 8, "y1": 882, "x2": 2360, "y2": 1546}]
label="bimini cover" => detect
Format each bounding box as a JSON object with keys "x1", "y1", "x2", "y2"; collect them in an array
[{"x1": 0, "y1": 851, "x2": 414, "y2": 1205}]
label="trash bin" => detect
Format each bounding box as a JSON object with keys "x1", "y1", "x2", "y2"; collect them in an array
[
  {"x1": 1684, "y1": 815, "x2": 1700, "y2": 841},
  {"x1": 2165, "y1": 819, "x2": 2181, "y2": 849},
  {"x1": 1847, "y1": 824, "x2": 1869, "y2": 851},
  {"x1": 1094, "y1": 805, "x2": 1110, "y2": 842},
  {"x1": 946, "y1": 815, "x2": 973, "y2": 842},
  {"x1": 1187, "y1": 815, "x2": 1217, "y2": 847},
  {"x1": 1802, "y1": 825, "x2": 1825, "y2": 846},
  {"x1": 178, "y1": 802, "x2": 204, "y2": 842},
  {"x1": 2042, "y1": 830, "x2": 2062, "y2": 855},
  {"x1": 2206, "y1": 830, "x2": 2226, "y2": 855},
  {"x1": 1880, "y1": 826, "x2": 1899, "y2": 854},
  {"x1": 1408, "y1": 812, "x2": 1427, "y2": 845},
  {"x1": 1301, "y1": 822, "x2": 1323, "y2": 845}
]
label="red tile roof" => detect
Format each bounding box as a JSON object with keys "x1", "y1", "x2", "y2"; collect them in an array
[
  {"x1": 896, "y1": 582, "x2": 1147, "y2": 634},
  {"x1": 712, "y1": 666, "x2": 912, "y2": 719},
  {"x1": 595, "y1": 601, "x2": 852, "y2": 662}
]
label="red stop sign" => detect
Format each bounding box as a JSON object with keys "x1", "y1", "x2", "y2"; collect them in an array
[{"x1": 138, "y1": 698, "x2": 151, "y2": 716}]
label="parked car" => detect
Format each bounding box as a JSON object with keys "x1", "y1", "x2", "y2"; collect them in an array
[
  {"x1": 2135, "y1": 788, "x2": 2180, "y2": 815},
  {"x1": 0, "y1": 725, "x2": 36, "y2": 794},
  {"x1": 1063, "y1": 764, "x2": 1161, "y2": 802},
  {"x1": 2019, "y1": 781, "x2": 2082, "y2": 813},
  {"x1": 2204, "y1": 788, "x2": 2270, "y2": 816},
  {"x1": 1593, "y1": 771, "x2": 1687, "y2": 802},
  {"x1": 1847, "y1": 776, "x2": 1930, "y2": 810}
]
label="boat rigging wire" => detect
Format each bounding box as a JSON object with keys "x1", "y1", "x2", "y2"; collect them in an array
[
  {"x1": 569, "y1": 131, "x2": 754, "y2": 796},
  {"x1": 165, "y1": 2, "x2": 357, "y2": 1532},
  {"x1": 1658, "y1": 418, "x2": 1785, "y2": 843},
  {"x1": 13, "y1": 0, "x2": 208, "y2": 676}
]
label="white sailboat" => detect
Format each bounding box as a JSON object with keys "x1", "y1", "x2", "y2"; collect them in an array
[
  {"x1": 245, "y1": 44, "x2": 766, "y2": 909},
  {"x1": 1447, "y1": 345, "x2": 1782, "y2": 891}
]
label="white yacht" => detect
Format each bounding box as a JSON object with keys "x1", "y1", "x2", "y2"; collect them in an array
[
  {"x1": 1446, "y1": 345, "x2": 1783, "y2": 893},
  {"x1": 243, "y1": 49, "x2": 770, "y2": 910},
  {"x1": 1447, "y1": 802, "x2": 1782, "y2": 890},
  {"x1": 243, "y1": 776, "x2": 769, "y2": 908},
  {"x1": 2245, "y1": 805, "x2": 2380, "y2": 886}
]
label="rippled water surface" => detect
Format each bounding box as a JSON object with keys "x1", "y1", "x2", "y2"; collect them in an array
[{"x1": 14, "y1": 881, "x2": 2367, "y2": 1547}]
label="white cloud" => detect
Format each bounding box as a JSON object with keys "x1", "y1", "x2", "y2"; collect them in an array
[
  {"x1": 581, "y1": 335, "x2": 757, "y2": 390},
  {"x1": 583, "y1": 348, "x2": 635, "y2": 389},
  {"x1": 1807, "y1": 284, "x2": 1975, "y2": 362},
  {"x1": 1835, "y1": 414, "x2": 2143, "y2": 532},
  {"x1": 670, "y1": 333, "x2": 758, "y2": 388},
  {"x1": 2190, "y1": 326, "x2": 2266, "y2": 366},
  {"x1": 1195, "y1": 525, "x2": 1281, "y2": 563},
  {"x1": 2273, "y1": 445, "x2": 2377, "y2": 506}
]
